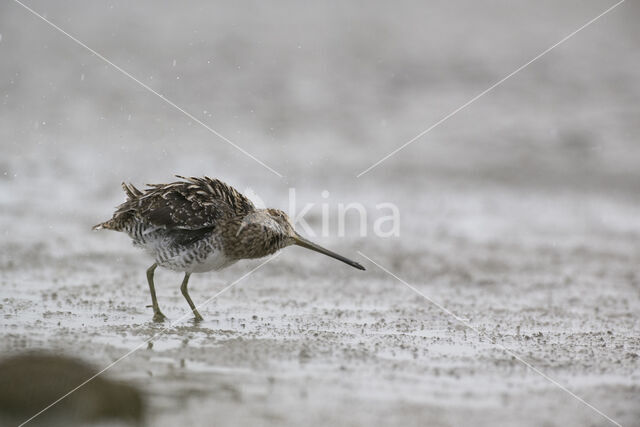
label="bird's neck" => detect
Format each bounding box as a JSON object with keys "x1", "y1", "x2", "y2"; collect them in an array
[{"x1": 220, "y1": 215, "x2": 288, "y2": 260}]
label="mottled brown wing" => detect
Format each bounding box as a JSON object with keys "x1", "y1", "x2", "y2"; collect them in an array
[{"x1": 135, "y1": 176, "x2": 255, "y2": 230}]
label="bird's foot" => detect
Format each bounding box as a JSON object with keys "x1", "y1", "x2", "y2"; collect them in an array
[
  {"x1": 152, "y1": 311, "x2": 168, "y2": 323},
  {"x1": 192, "y1": 310, "x2": 204, "y2": 322}
]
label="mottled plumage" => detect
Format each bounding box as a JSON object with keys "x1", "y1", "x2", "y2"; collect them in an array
[{"x1": 94, "y1": 176, "x2": 364, "y2": 322}]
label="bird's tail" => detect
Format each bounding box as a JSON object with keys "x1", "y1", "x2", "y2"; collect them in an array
[
  {"x1": 92, "y1": 221, "x2": 112, "y2": 230},
  {"x1": 93, "y1": 182, "x2": 141, "y2": 231}
]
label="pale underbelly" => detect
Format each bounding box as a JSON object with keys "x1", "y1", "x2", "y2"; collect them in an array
[
  {"x1": 131, "y1": 229, "x2": 236, "y2": 273},
  {"x1": 187, "y1": 250, "x2": 237, "y2": 273},
  {"x1": 154, "y1": 244, "x2": 236, "y2": 273}
]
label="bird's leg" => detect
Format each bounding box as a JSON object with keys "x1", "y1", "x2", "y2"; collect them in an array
[
  {"x1": 146, "y1": 263, "x2": 167, "y2": 322},
  {"x1": 180, "y1": 273, "x2": 204, "y2": 321}
]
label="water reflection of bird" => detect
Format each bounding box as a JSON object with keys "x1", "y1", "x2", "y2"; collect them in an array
[{"x1": 94, "y1": 176, "x2": 364, "y2": 322}]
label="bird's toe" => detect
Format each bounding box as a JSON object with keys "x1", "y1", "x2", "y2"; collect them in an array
[{"x1": 152, "y1": 312, "x2": 168, "y2": 322}]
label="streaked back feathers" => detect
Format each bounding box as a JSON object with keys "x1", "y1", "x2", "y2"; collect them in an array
[{"x1": 93, "y1": 175, "x2": 255, "y2": 232}]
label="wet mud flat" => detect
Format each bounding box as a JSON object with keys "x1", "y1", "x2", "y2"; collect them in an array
[
  {"x1": 1, "y1": 1, "x2": 640, "y2": 425},
  {"x1": 2, "y1": 182, "x2": 639, "y2": 427}
]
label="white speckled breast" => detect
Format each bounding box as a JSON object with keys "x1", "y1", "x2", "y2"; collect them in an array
[{"x1": 128, "y1": 222, "x2": 236, "y2": 273}]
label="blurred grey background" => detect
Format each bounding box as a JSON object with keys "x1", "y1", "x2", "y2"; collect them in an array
[
  {"x1": 1, "y1": 1, "x2": 639, "y2": 426},
  {"x1": 2, "y1": 1, "x2": 639, "y2": 192}
]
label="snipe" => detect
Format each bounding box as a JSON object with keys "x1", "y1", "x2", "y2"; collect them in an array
[{"x1": 94, "y1": 176, "x2": 364, "y2": 322}]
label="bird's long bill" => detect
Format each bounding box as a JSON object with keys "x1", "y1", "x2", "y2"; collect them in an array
[{"x1": 293, "y1": 234, "x2": 365, "y2": 270}]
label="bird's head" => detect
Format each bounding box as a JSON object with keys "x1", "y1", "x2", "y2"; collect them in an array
[{"x1": 265, "y1": 208, "x2": 365, "y2": 271}]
